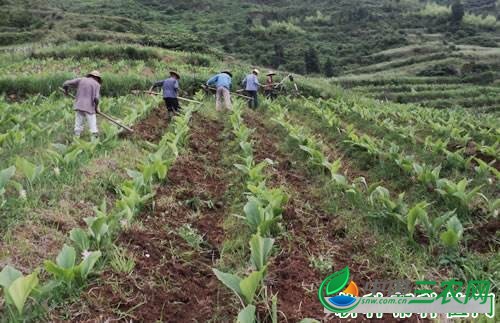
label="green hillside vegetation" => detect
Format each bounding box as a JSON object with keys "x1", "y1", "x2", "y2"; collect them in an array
[
  {"x1": 1, "y1": 0, "x2": 499, "y2": 110},
  {"x1": 0, "y1": 0, "x2": 498, "y2": 73}
]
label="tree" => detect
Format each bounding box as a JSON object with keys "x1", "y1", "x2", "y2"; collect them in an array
[
  {"x1": 451, "y1": 1, "x2": 465, "y2": 24},
  {"x1": 304, "y1": 48, "x2": 321, "y2": 74},
  {"x1": 324, "y1": 57, "x2": 335, "y2": 77},
  {"x1": 271, "y1": 43, "x2": 285, "y2": 68}
]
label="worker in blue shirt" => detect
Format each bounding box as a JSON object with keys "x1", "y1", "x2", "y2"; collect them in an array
[
  {"x1": 151, "y1": 71, "x2": 181, "y2": 117},
  {"x1": 206, "y1": 71, "x2": 232, "y2": 111},
  {"x1": 242, "y1": 69, "x2": 261, "y2": 109}
]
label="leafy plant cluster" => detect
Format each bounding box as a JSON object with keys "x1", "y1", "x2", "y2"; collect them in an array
[
  {"x1": 0, "y1": 95, "x2": 158, "y2": 221},
  {"x1": 270, "y1": 100, "x2": 473, "y2": 252},
  {"x1": 0, "y1": 97, "x2": 198, "y2": 320},
  {"x1": 213, "y1": 103, "x2": 288, "y2": 323},
  {"x1": 301, "y1": 98, "x2": 498, "y2": 217}
]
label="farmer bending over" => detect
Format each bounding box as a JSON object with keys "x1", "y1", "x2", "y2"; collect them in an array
[
  {"x1": 242, "y1": 69, "x2": 261, "y2": 109},
  {"x1": 63, "y1": 70, "x2": 102, "y2": 139},
  {"x1": 150, "y1": 71, "x2": 181, "y2": 118},
  {"x1": 206, "y1": 71, "x2": 232, "y2": 111}
]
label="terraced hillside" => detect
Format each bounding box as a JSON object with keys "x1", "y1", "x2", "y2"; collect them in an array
[
  {"x1": 0, "y1": 42, "x2": 498, "y2": 321},
  {"x1": 336, "y1": 38, "x2": 500, "y2": 111}
]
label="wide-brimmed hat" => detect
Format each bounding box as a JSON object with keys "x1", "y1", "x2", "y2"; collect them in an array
[
  {"x1": 170, "y1": 71, "x2": 180, "y2": 79},
  {"x1": 266, "y1": 71, "x2": 276, "y2": 76},
  {"x1": 221, "y1": 70, "x2": 232, "y2": 77},
  {"x1": 86, "y1": 70, "x2": 102, "y2": 80},
  {"x1": 252, "y1": 69, "x2": 260, "y2": 75}
]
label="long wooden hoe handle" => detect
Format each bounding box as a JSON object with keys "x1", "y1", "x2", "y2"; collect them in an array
[
  {"x1": 97, "y1": 111, "x2": 134, "y2": 133},
  {"x1": 203, "y1": 85, "x2": 253, "y2": 100}
]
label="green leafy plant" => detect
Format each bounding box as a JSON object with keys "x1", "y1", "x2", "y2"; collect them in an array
[
  {"x1": 443, "y1": 149, "x2": 473, "y2": 170},
  {"x1": 177, "y1": 223, "x2": 205, "y2": 250},
  {"x1": 368, "y1": 186, "x2": 407, "y2": 225},
  {"x1": 15, "y1": 156, "x2": 43, "y2": 186},
  {"x1": 439, "y1": 215, "x2": 464, "y2": 248},
  {"x1": 243, "y1": 197, "x2": 282, "y2": 236},
  {"x1": 212, "y1": 268, "x2": 264, "y2": 306},
  {"x1": 249, "y1": 231, "x2": 274, "y2": 271},
  {"x1": 44, "y1": 244, "x2": 101, "y2": 287},
  {"x1": 237, "y1": 304, "x2": 256, "y2": 323},
  {"x1": 412, "y1": 163, "x2": 441, "y2": 188},
  {"x1": 436, "y1": 178, "x2": 484, "y2": 215},
  {"x1": 141, "y1": 148, "x2": 172, "y2": 183},
  {"x1": 235, "y1": 157, "x2": 272, "y2": 185},
  {"x1": 0, "y1": 266, "x2": 39, "y2": 317},
  {"x1": 0, "y1": 165, "x2": 15, "y2": 207},
  {"x1": 299, "y1": 143, "x2": 330, "y2": 170},
  {"x1": 247, "y1": 182, "x2": 288, "y2": 217}
]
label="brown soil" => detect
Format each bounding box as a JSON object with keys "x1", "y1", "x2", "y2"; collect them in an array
[
  {"x1": 468, "y1": 219, "x2": 500, "y2": 253},
  {"x1": 120, "y1": 106, "x2": 170, "y2": 142},
  {"x1": 64, "y1": 112, "x2": 235, "y2": 321}
]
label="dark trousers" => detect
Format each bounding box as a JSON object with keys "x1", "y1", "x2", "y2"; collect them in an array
[
  {"x1": 164, "y1": 98, "x2": 180, "y2": 113},
  {"x1": 265, "y1": 89, "x2": 276, "y2": 100},
  {"x1": 246, "y1": 90, "x2": 258, "y2": 109}
]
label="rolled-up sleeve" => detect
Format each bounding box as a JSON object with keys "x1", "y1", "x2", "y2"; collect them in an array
[
  {"x1": 207, "y1": 75, "x2": 218, "y2": 86},
  {"x1": 63, "y1": 78, "x2": 81, "y2": 89},
  {"x1": 93, "y1": 84, "x2": 101, "y2": 106}
]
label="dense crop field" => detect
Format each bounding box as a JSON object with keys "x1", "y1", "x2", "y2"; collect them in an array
[{"x1": 0, "y1": 41, "x2": 498, "y2": 321}]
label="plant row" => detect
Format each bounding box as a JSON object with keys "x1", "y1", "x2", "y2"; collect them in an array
[
  {"x1": 212, "y1": 103, "x2": 288, "y2": 323},
  {"x1": 324, "y1": 96, "x2": 499, "y2": 163}
]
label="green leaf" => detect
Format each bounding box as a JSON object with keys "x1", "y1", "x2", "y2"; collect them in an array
[
  {"x1": 440, "y1": 215, "x2": 463, "y2": 248},
  {"x1": 6, "y1": 271, "x2": 39, "y2": 314},
  {"x1": 56, "y1": 244, "x2": 76, "y2": 269},
  {"x1": 212, "y1": 268, "x2": 242, "y2": 300},
  {"x1": 240, "y1": 270, "x2": 263, "y2": 305},
  {"x1": 244, "y1": 198, "x2": 262, "y2": 231},
  {"x1": 77, "y1": 251, "x2": 102, "y2": 279},
  {"x1": 407, "y1": 202, "x2": 428, "y2": 238},
  {"x1": 69, "y1": 228, "x2": 90, "y2": 252},
  {"x1": 271, "y1": 294, "x2": 278, "y2": 323},
  {"x1": 237, "y1": 304, "x2": 256, "y2": 323},
  {"x1": 250, "y1": 232, "x2": 274, "y2": 271},
  {"x1": 0, "y1": 265, "x2": 22, "y2": 288},
  {"x1": 440, "y1": 230, "x2": 459, "y2": 247},
  {"x1": 15, "y1": 157, "x2": 42, "y2": 183},
  {"x1": 0, "y1": 166, "x2": 16, "y2": 190}
]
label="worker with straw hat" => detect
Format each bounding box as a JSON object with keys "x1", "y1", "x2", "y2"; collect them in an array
[
  {"x1": 241, "y1": 68, "x2": 261, "y2": 109},
  {"x1": 265, "y1": 71, "x2": 277, "y2": 99},
  {"x1": 150, "y1": 71, "x2": 181, "y2": 118},
  {"x1": 62, "y1": 70, "x2": 102, "y2": 139},
  {"x1": 206, "y1": 70, "x2": 233, "y2": 111}
]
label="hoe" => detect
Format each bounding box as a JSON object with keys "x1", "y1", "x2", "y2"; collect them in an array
[{"x1": 59, "y1": 88, "x2": 134, "y2": 133}]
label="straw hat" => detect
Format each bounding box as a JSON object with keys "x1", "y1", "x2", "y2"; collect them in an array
[
  {"x1": 266, "y1": 71, "x2": 276, "y2": 76},
  {"x1": 170, "y1": 71, "x2": 181, "y2": 79},
  {"x1": 86, "y1": 70, "x2": 102, "y2": 80},
  {"x1": 252, "y1": 69, "x2": 260, "y2": 75},
  {"x1": 221, "y1": 70, "x2": 233, "y2": 77}
]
